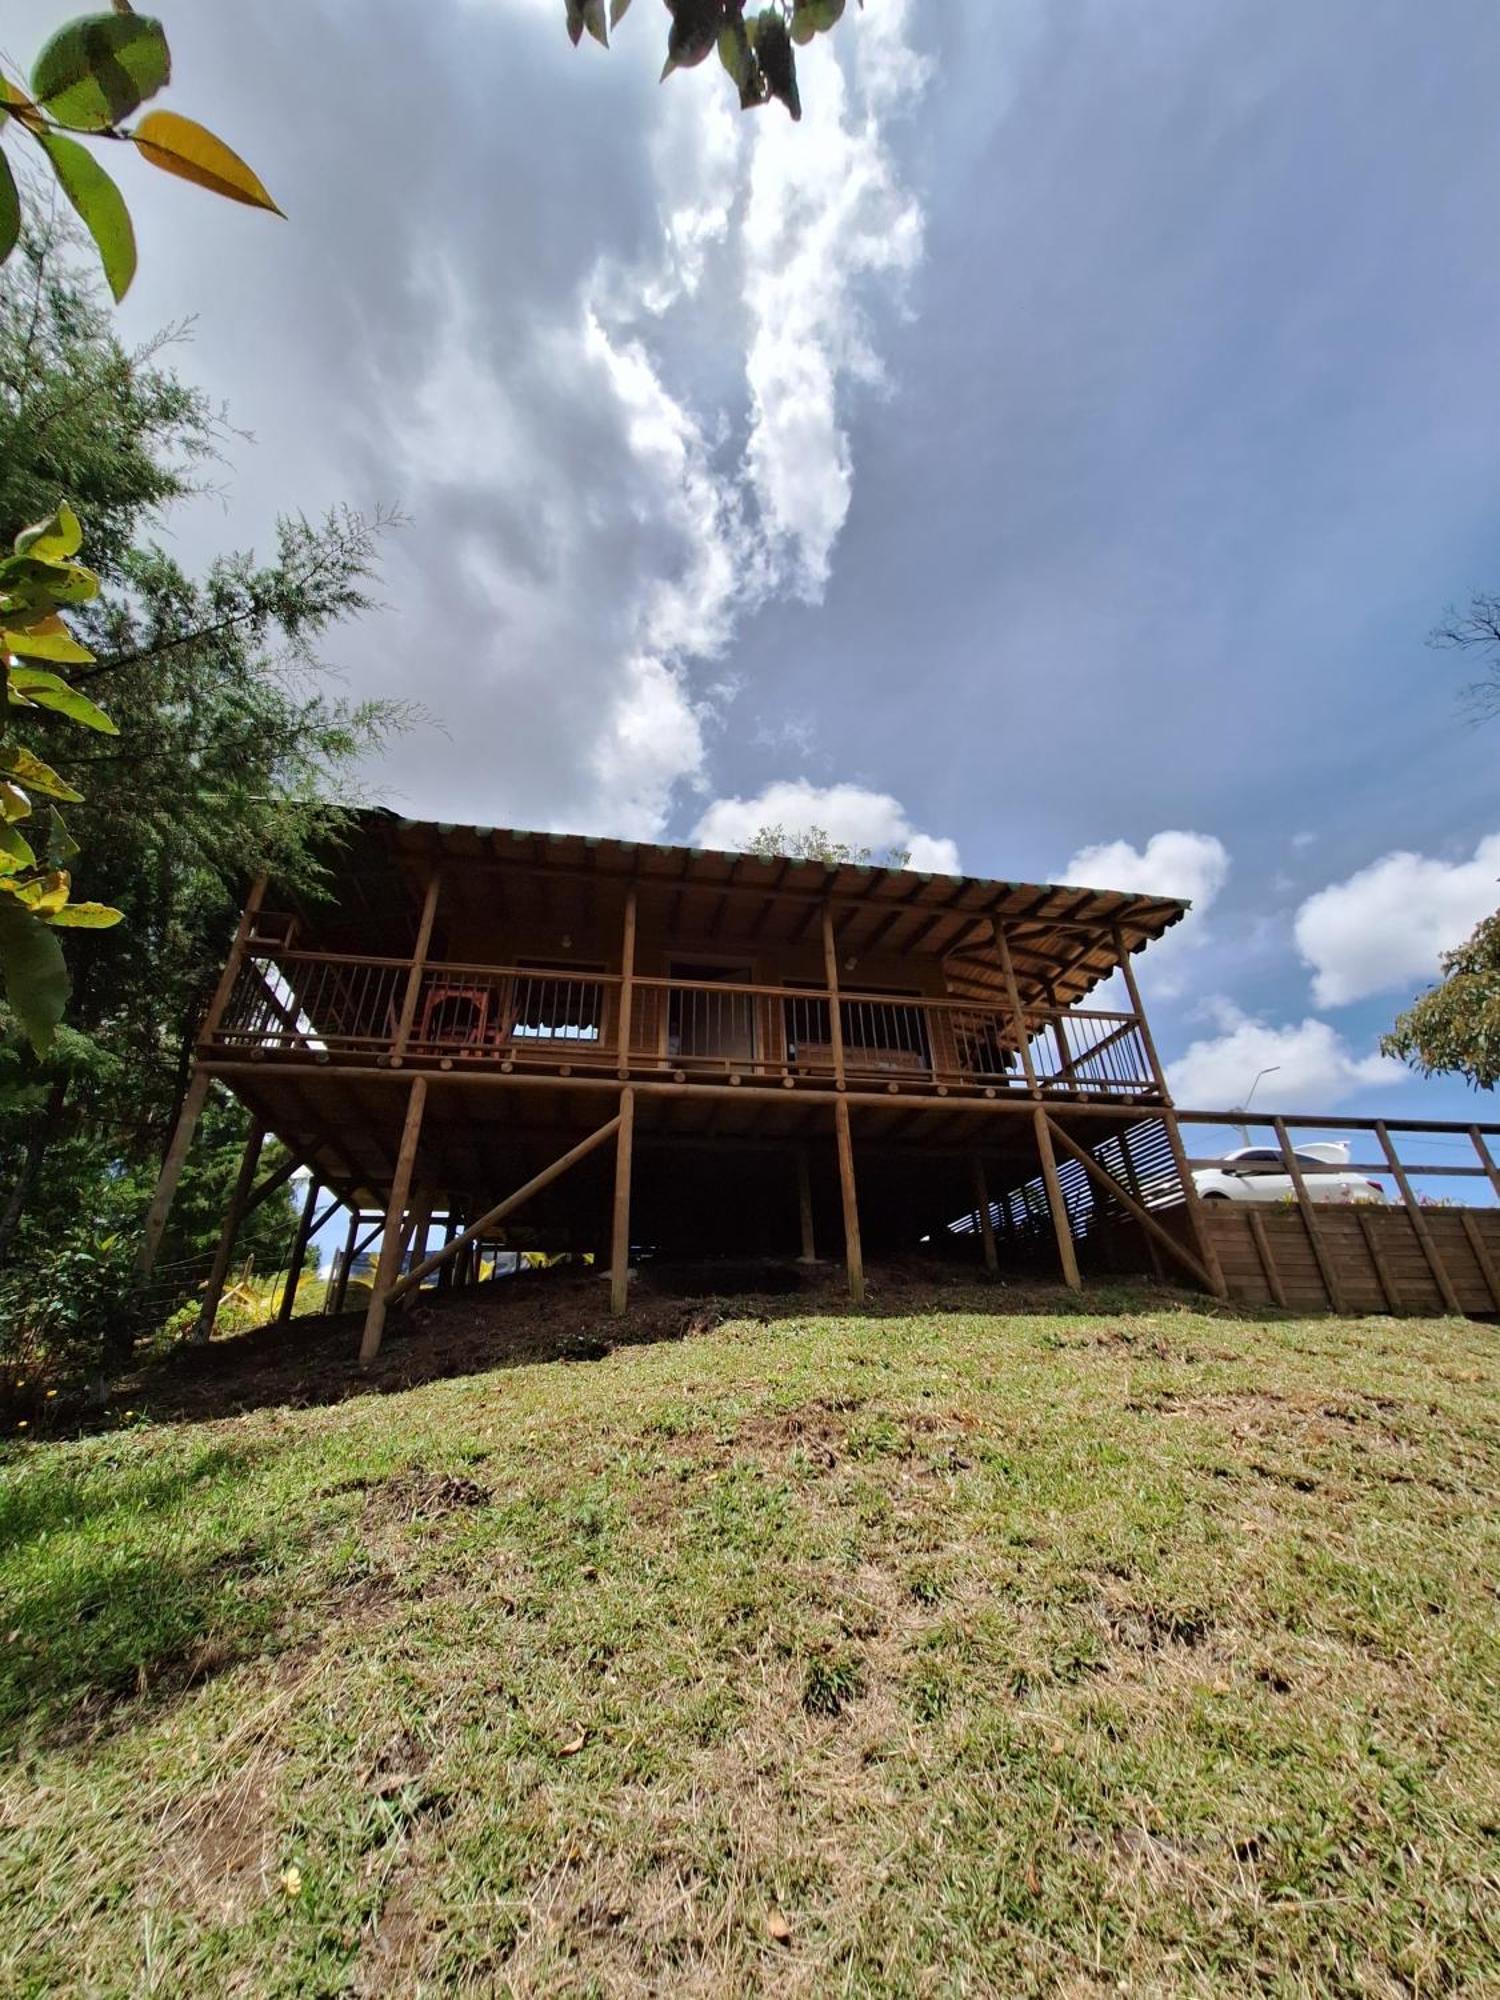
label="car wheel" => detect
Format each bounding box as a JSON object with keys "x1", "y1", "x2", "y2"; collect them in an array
[{"x1": 1200, "y1": 1191, "x2": 1231, "y2": 1201}]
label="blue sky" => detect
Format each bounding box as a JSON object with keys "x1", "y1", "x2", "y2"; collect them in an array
[{"x1": 9, "y1": 0, "x2": 1500, "y2": 1150}]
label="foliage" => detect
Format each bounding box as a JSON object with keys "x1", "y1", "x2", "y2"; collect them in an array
[
  {"x1": 746, "y1": 821, "x2": 912, "y2": 869},
  {"x1": 0, "y1": 1213, "x2": 139, "y2": 1388},
  {"x1": 0, "y1": 9, "x2": 280, "y2": 302},
  {"x1": 565, "y1": 0, "x2": 861, "y2": 121},
  {"x1": 1383, "y1": 911, "x2": 1500, "y2": 1090}
]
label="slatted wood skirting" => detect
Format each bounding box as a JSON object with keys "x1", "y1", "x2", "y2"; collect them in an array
[{"x1": 1203, "y1": 1204, "x2": 1500, "y2": 1315}]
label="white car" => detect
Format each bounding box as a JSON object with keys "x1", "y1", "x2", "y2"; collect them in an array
[{"x1": 1193, "y1": 1142, "x2": 1387, "y2": 1205}]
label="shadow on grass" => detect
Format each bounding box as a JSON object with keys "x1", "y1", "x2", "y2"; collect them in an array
[{"x1": 85, "y1": 1260, "x2": 1283, "y2": 1432}]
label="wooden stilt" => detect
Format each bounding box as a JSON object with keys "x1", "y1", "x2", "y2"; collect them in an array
[
  {"x1": 276, "y1": 1174, "x2": 322, "y2": 1325},
  {"x1": 972, "y1": 1156, "x2": 998, "y2": 1274},
  {"x1": 821, "y1": 903, "x2": 848, "y2": 1090},
  {"x1": 796, "y1": 1146, "x2": 816, "y2": 1262},
  {"x1": 193, "y1": 1118, "x2": 265, "y2": 1342},
  {"x1": 360, "y1": 1077, "x2": 428, "y2": 1364},
  {"x1": 136, "y1": 1069, "x2": 211, "y2": 1275},
  {"x1": 834, "y1": 1097, "x2": 865, "y2": 1303},
  {"x1": 611, "y1": 1088, "x2": 636, "y2": 1316},
  {"x1": 400, "y1": 1189, "x2": 434, "y2": 1309},
  {"x1": 1033, "y1": 1108, "x2": 1081, "y2": 1290},
  {"x1": 618, "y1": 885, "x2": 638, "y2": 1078}
]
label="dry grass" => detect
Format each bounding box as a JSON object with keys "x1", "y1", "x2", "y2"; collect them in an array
[{"x1": 1, "y1": 1291, "x2": 1498, "y2": 1995}]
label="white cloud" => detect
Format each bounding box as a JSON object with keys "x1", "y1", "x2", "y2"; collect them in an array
[
  {"x1": 741, "y1": 2, "x2": 928, "y2": 596},
  {"x1": 1061, "y1": 829, "x2": 1230, "y2": 911},
  {"x1": 1294, "y1": 833, "x2": 1500, "y2": 1007},
  {"x1": 1167, "y1": 1000, "x2": 1404, "y2": 1111},
  {"x1": 691, "y1": 779, "x2": 960, "y2": 872}
]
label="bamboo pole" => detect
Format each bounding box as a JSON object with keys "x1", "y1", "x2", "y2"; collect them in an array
[
  {"x1": 1032, "y1": 1108, "x2": 1081, "y2": 1289},
  {"x1": 796, "y1": 1146, "x2": 816, "y2": 1262},
  {"x1": 611, "y1": 1089, "x2": 635, "y2": 1316},
  {"x1": 971, "y1": 1156, "x2": 998, "y2": 1274},
  {"x1": 393, "y1": 869, "x2": 443, "y2": 1061},
  {"x1": 400, "y1": 1188, "x2": 434, "y2": 1310},
  {"x1": 394, "y1": 1114, "x2": 625, "y2": 1302},
  {"x1": 834, "y1": 1097, "x2": 865, "y2": 1302},
  {"x1": 136, "y1": 1069, "x2": 211, "y2": 1275},
  {"x1": 821, "y1": 903, "x2": 847, "y2": 1089},
  {"x1": 360, "y1": 1077, "x2": 428, "y2": 1364},
  {"x1": 193, "y1": 1118, "x2": 265, "y2": 1342},
  {"x1": 276, "y1": 1174, "x2": 322, "y2": 1326},
  {"x1": 993, "y1": 921, "x2": 1039, "y2": 1096},
  {"x1": 1374, "y1": 1121, "x2": 1462, "y2": 1315},
  {"x1": 618, "y1": 884, "x2": 637, "y2": 1078}
]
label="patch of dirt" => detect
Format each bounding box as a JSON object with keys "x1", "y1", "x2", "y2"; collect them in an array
[{"x1": 358, "y1": 1464, "x2": 492, "y2": 1524}]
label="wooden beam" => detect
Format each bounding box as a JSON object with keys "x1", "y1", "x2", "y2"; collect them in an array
[
  {"x1": 276, "y1": 1175, "x2": 322, "y2": 1325},
  {"x1": 618, "y1": 884, "x2": 638, "y2": 1077},
  {"x1": 821, "y1": 902, "x2": 847, "y2": 1089},
  {"x1": 193, "y1": 1118, "x2": 265, "y2": 1341},
  {"x1": 1469, "y1": 1125, "x2": 1500, "y2": 1201},
  {"x1": 972, "y1": 1156, "x2": 998, "y2": 1274},
  {"x1": 1272, "y1": 1118, "x2": 1345, "y2": 1313},
  {"x1": 1033, "y1": 1109, "x2": 1081, "y2": 1290},
  {"x1": 796, "y1": 1146, "x2": 816, "y2": 1262},
  {"x1": 1459, "y1": 1210, "x2": 1500, "y2": 1311},
  {"x1": 392, "y1": 1112, "x2": 624, "y2": 1302},
  {"x1": 359, "y1": 1076, "x2": 428, "y2": 1364},
  {"x1": 393, "y1": 868, "x2": 443, "y2": 1060},
  {"x1": 330, "y1": 1208, "x2": 361, "y2": 1314},
  {"x1": 610, "y1": 1088, "x2": 635, "y2": 1317},
  {"x1": 1042, "y1": 1115, "x2": 1211, "y2": 1291},
  {"x1": 1357, "y1": 1206, "x2": 1401, "y2": 1315},
  {"x1": 993, "y1": 921, "x2": 1040, "y2": 1095},
  {"x1": 1246, "y1": 1208, "x2": 1287, "y2": 1308},
  {"x1": 241, "y1": 1153, "x2": 302, "y2": 1222},
  {"x1": 198, "y1": 875, "x2": 267, "y2": 1045},
  {"x1": 136, "y1": 1069, "x2": 211, "y2": 1275},
  {"x1": 399, "y1": 1188, "x2": 435, "y2": 1312},
  {"x1": 834, "y1": 1097, "x2": 865, "y2": 1302},
  {"x1": 1373, "y1": 1121, "x2": 1462, "y2": 1316}
]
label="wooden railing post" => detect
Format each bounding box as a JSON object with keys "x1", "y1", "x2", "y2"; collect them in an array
[
  {"x1": 393, "y1": 868, "x2": 443, "y2": 1062},
  {"x1": 821, "y1": 902, "x2": 847, "y2": 1089},
  {"x1": 993, "y1": 921, "x2": 1039, "y2": 1097},
  {"x1": 360, "y1": 1076, "x2": 428, "y2": 1364},
  {"x1": 1468, "y1": 1126, "x2": 1500, "y2": 1201},
  {"x1": 618, "y1": 884, "x2": 638, "y2": 1078},
  {"x1": 1375, "y1": 1121, "x2": 1462, "y2": 1315},
  {"x1": 198, "y1": 874, "x2": 267, "y2": 1047}
]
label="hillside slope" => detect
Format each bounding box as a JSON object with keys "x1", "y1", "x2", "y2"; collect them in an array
[{"x1": 2, "y1": 1296, "x2": 1498, "y2": 1995}]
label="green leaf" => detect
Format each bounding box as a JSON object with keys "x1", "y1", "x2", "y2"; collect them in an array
[
  {"x1": 0, "y1": 781, "x2": 31, "y2": 823},
  {"x1": 0, "y1": 824, "x2": 35, "y2": 874},
  {"x1": 15, "y1": 503, "x2": 83, "y2": 562},
  {"x1": 43, "y1": 806, "x2": 80, "y2": 867},
  {"x1": 14, "y1": 869, "x2": 71, "y2": 916},
  {"x1": 610, "y1": 0, "x2": 634, "y2": 23},
  {"x1": 583, "y1": 0, "x2": 609, "y2": 46},
  {"x1": 0, "y1": 554, "x2": 101, "y2": 608},
  {"x1": 2, "y1": 617, "x2": 94, "y2": 665},
  {"x1": 30, "y1": 12, "x2": 170, "y2": 132},
  {"x1": 7, "y1": 667, "x2": 117, "y2": 733},
  {"x1": 35, "y1": 130, "x2": 136, "y2": 300},
  {"x1": 0, "y1": 744, "x2": 84, "y2": 804},
  {"x1": 131, "y1": 109, "x2": 283, "y2": 215},
  {"x1": 0, "y1": 897, "x2": 70, "y2": 1053},
  {"x1": 0, "y1": 144, "x2": 19, "y2": 265},
  {"x1": 46, "y1": 901, "x2": 121, "y2": 928}
]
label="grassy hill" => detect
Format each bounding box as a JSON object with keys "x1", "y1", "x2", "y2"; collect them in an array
[{"x1": 2, "y1": 1288, "x2": 1497, "y2": 1995}]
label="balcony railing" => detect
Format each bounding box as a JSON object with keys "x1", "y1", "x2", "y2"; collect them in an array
[{"x1": 208, "y1": 949, "x2": 1160, "y2": 1101}]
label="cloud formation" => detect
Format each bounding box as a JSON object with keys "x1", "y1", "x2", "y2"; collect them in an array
[
  {"x1": 692, "y1": 779, "x2": 960, "y2": 871},
  {"x1": 1294, "y1": 833, "x2": 1500, "y2": 1008},
  {"x1": 1060, "y1": 830, "x2": 1230, "y2": 911},
  {"x1": 1168, "y1": 1000, "x2": 1403, "y2": 1111}
]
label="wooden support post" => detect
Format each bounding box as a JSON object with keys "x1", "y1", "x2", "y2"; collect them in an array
[
  {"x1": 1246, "y1": 1208, "x2": 1288, "y2": 1308},
  {"x1": 611, "y1": 1087, "x2": 635, "y2": 1317},
  {"x1": 1272, "y1": 1118, "x2": 1345, "y2": 1313},
  {"x1": 971, "y1": 1156, "x2": 998, "y2": 1274},
  {"x1": 821, "y1": 902, "x2": 847, "y2": 1090},
  {"x1": 994, "y1": 921, "x2": 1039, "y2": 1096},
  {"x1": 796, "y1": 1146, "x2": 816, "y2": 1263},
  {"x1": 393, "y1": 869, "x2": 443, "y2": 1061},
  {"x1": 1459, "y1": 1210, "x2": 1500, "y2": 1311},
  {"x1": 1468, "y1": 1126, "x2": 1500, "y2": 1202},
  {"x1": 136, "y1": 1069, "x2": 211, "y2": 1275},
  {"x1": 276, "y1": 1174, "x2": 322, "y2": 1326},
  {"x1": 1033, "y1": 1108, "x2": 1082, "y2": 1290},
  {"x1": 1374, "y1": 1121, "x2": 1462, "y2": 1316},
  {"x1": 400, "y1": 1189, "x2": 434, "y2": 1309},
  {"x1": 198, "y1": 874, "x2": 267, "y2": 1048},
  {"x1": 331, "y1": 1209, "x2": 360, "y2": 1314},
  {"x1": 194, "y1": 1118, "x2": 265, "y2": 1342},
  {"x1": 1112, "y1": 925, "x2": 1226, "y2": 1298},
  {"x1": 618, "y1": 884, "x2": 638, "y2": 1078},
  {"x1": 1357, "y1": 1206, "x2": 1401, "y2": 1315},
  {"x1": 1043, "y1": 1115, "x2": 1211, "y2": 1291},
  {"x1": 834, "y1": 1096, "x2": 864, "y2": 1302},
  {"x1": 360, "y1": 1077, "x2": 428, "y2": 1364}
]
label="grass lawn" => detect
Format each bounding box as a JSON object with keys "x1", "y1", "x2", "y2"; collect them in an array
[{"x1": 1, "y1": 1291, "x2": 1497, "y2": 1995}]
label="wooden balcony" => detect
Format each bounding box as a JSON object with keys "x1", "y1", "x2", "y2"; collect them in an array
[{"x1": 204, "y1": 947, "x2": 1162, "y2": 1104}]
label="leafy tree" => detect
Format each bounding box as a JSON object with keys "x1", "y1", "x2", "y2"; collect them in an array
[
  {"x1": 565, "y1": 0, "x2": 861, "y2": 121},
  {"x1": 1, "y1": 8, "x2": 280, "y2": 303},
  {"x1": 1383, "y1": 913, "x2": 1500, "y2": 1091},
  {"x1": 747, "y1": 822, "x2": 912, "y2": 869}
]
